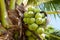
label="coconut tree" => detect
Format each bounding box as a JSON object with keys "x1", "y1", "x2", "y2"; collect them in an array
[{"x1": 0, "y1": 0, "x2": 60, "y2": 40}]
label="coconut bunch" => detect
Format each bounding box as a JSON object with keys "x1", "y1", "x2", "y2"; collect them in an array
[{"x1": 23, "y1": 7, "x2": 54, "y2": 40}]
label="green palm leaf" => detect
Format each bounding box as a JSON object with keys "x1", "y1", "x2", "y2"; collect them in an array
[{"x1": 38, "y1": 0, "x2": 60, "y2": 18}]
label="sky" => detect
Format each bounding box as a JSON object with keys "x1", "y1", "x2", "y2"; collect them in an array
[
  {"x1": 48, "y1": 14, "x2": 60, "y2": 30},
  {"x1": 38, "y1": 4, "x2": 60, "y2": 30}
]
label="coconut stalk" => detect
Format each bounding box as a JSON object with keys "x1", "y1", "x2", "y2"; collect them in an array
[
  {"x1": 0, "y1": 0, "x2": 9, "y2": 28},
  {"x1": 45, "y1": 33, "x2": 60, "y2": 40},
  {"x1": 16, "y1": 0, "x2": 23, "y2": 5},
  {"x1": 9, "y1": 0, "x2": 16, "y2": 10}
]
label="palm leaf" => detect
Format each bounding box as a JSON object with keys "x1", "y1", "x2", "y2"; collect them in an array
[{"x1": 38, "y1": 0, "x2": 60, "y2": 18}]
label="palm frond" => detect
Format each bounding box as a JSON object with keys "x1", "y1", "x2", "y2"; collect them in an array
[{"x1": 38, "y1": 0, "x2": 60, "y2": 18}]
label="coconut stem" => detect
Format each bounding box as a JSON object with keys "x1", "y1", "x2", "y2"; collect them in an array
[
  {"x1": 0, "y1": 0, "x2": 8, "y2": 28},
  {"x1": 9, "y1": 0, "x2": 16, "y2": 10}
]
